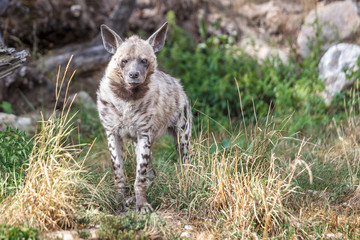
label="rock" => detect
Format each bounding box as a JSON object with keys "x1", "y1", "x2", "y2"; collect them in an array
[
  {"x1": 184, "y1": 225, "x2": 193, "y2": 230},
  {"x1": 204, "y1": 12, "x2": 241, "y2": 37},
  {"x1": 0, "y1": 112, "x2": 32, "y2": 131},
  {"x1": 319, "y1": 43, "x2": 360, "y2": 104},
  {"x1": 0, "y1": 0, "x2": 118, "y2": 50},
  {"x1": 180, "y1": 224, "x2": 193, "y2": 239},
  {"x1": 70, "y1": 91, "x2": 97, "y2": 110},
  {"x1": 239, "y1": 37, "x2": 289, "y2": 64},
  {"x1": 240, "y1": 1, "x2": 303, "y2": 37},
  {"x1": 323, "y1": 232, "x2": 344, "y2": 240},
  {"x1": 180, "y1": 231, "x2": 191, "y2": 239},
  {"x1": 45, "y1": 228, "x2": 99, "y2": 240},
  {"x1": 297, "y1": 0, "x2": 360, "y2": 58}
]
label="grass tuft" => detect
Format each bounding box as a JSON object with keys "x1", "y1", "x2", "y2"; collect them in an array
[
  {"x1": 158, "y1": 114, "x2": 309, "y2": 237},
  {"x1": 0, "y1": 57, "x2": 101, "y2": 231}
]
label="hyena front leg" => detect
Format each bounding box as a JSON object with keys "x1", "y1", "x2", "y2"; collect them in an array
[
  {"x1": 106, "y1": 131, "x2": 127, "y2": 211},
  {"x1": 125, "y1": 141, "x2": 156, "y2": 207},
  {"x1": 134, "y1": 132, "x2": 153, "y2": 213},
  {"x1": 172, "y1": 105, "x2": 192, "y2": 162}
]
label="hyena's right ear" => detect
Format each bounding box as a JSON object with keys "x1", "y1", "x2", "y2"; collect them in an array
[{"x1": 100, "y1": 24, "x2": 123, "y2": 54}]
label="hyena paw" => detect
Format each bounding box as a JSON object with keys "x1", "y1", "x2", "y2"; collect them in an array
[
  {"x1": 136, "y1": 202, "x2": 153, "y2": 214},
  {"x1": 125, "y1": 196, "x2": 136, "y2": 206}
]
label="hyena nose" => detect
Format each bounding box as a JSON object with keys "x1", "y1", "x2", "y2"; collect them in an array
[{"x1": 129, "y1": 71, "x2": 139, "y2": 79}]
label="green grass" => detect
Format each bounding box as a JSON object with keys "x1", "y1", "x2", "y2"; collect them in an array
[{"x1": 0, "y1": 127, "x2": 33, "y2": 198}]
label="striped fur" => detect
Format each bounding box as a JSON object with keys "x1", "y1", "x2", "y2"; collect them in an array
[{"x1": 97, "y1": 23, "x2": 192, "y2": 213}]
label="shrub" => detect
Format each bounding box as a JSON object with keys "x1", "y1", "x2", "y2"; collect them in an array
[
  {"x1": 158, "y1": 11, "x2": 333, "y2": 133},
  {"x1": 0, "y1": 225, "x2": 38, "y2": 240}
]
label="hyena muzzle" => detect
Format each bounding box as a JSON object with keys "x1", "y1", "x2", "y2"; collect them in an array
[{"x1": 97, "y1": 22, "x2": 192, "y2": 213}]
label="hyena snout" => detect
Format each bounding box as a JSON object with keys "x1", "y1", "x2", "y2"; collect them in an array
[
  {"x1": 123, "y1": 61, "x2": 148, "y2": 86},
  {"x1": 129, "y1": 71, "x2": 139, "y2": 79}
]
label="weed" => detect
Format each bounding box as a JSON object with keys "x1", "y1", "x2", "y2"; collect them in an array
[
  {"x1": 98, "y1": 213, "x2": 163, "y2": 240},
  {"x1": 77, "y1": 229, "x2": 91, "y2": 239},
  {"x1": 0, "y1": 101, "x2": 13, "y2": 114},
  {"x1": 0, "y1": 225, "x2": 38, "y2": 240},
  {"x1": 0, "y1": 127, "x2": 33, "y2": 198}
]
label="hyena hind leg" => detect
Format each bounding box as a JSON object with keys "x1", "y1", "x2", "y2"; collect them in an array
[{"x1": 170, "y1": 107, "x2": 192, "y2": 163}]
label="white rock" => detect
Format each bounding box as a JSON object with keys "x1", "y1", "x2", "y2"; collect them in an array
[
  {"x1": 184, "y1": 225, "x2": 193, "y2": 230},
  {"x1": 297, "y1": 0, "x2": 360, "y2": 57},
  {"x1": 323, "y1": 232, "x2": 343, "y2": 240},
  {"x1": 180, "y1": 231, "x2": 191, "y2": 239},
  {"x1": 319, "y1": 43, "x2": 360, "y2": 104}
]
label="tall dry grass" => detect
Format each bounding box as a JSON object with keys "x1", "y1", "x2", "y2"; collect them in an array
[
  {"x1": 173, "y1": 114, "x2": 309, "y2": 237},
  {"x1": 0, "y1": 58, "x2": 106, "y2": 231}
]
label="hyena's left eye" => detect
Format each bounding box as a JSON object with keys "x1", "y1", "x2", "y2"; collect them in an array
[{"x1": 141, "y1": 58, "x2": 148, "y2": 65}]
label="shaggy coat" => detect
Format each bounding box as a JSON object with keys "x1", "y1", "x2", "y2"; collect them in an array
[{"x1": 97, "y1": 23, "x2": 192, "y2": 213}]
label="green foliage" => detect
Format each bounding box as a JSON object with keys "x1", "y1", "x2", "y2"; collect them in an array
[
  {"x1": 0, "y1": 225, "x2": 38, "y2": 240},
  {"x1": 0, "y1": 101, "x2": 13, "y2": 114},
  {"x1": 158, "y1": 11, "x2": 341, "y2": 133},
  {"x1": 77, "y1": 229, "x2": 91, "y2": 239},
  {"x1": 98, "y1": 213, "x2": 150, "y2": 240},
  {"x1": 0, "y1": 127, "x2": 33, "y2": 198}
]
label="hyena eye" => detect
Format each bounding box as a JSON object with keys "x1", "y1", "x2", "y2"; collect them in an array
[
  {"x1": 141, "y1": 58, "x2": 148, "y2": 65},
  {"x1": 121, "y1": 59, "x2": 128, "y2": 64}
]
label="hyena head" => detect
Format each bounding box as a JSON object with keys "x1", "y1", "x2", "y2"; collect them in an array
[{"x1": 101, "y1": 22, "x2": 168, "y2": 88}]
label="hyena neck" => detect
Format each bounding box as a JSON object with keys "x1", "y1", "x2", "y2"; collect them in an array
[{"x1": 108, "y1": 71, "x2": 154, "y2": 102}]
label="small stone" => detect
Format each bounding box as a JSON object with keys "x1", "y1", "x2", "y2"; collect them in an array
[
  {"x1": 184, "y1": 225, "x2": 193, "y2": 230},
  {"x1": 180, "y1": 231, "x2": 191, "y2": 239},
  {"x1": 70, "y1": 5, "x2": 82, "y2": 18},
  {"x1": 323, "y1": 232, "x2": 343, "y2": 240}
]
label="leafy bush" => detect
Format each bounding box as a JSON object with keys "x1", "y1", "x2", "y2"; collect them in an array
[
  {"x1": 158, "y1": 11, "x2": 338, "y2": 133},
  {"x1": 98, "y1": 213, "x2": 149, "y2": 240},
  {"x1": 0, "y1": 225, "x2": 38, "y2": 240},
  {"x1": 0, "y1": 127, "x2": 33, "y2": 197}
]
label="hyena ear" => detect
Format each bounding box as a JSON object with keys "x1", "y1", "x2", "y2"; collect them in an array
[
  {"x1": 100, "y1": 24, "x2": 123, "y2": 54},
  {"x1": 147, "y1": 22, "x2": 168, "y2": 53}
]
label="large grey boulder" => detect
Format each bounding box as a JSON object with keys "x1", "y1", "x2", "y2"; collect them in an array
[
  {"x1": 319, "y1": 43, "x2": 360, "y2": 104},
  {"x1": 297, "y1": 0, "x2": 360, "y2": 58}
]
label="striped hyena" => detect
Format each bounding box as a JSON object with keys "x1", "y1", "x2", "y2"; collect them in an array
[{"x1": 97, "y1": 22, "x2": 192, "y2": 213}]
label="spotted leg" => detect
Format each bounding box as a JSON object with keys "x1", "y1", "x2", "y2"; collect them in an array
[
  {"x1": 106, "y1": 131, "x2": 127, "y2": 212},
  {"x1": 134, "y1": 131, "x2": 153, "y2": 213}
]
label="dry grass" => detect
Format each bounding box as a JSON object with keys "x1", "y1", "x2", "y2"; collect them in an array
[
  {"x1": 171, "y1": 114, "x2": 311, "y2": 238},
  {"x1": 0, "y1": 58, "x2": 94, "y2": 231}
]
